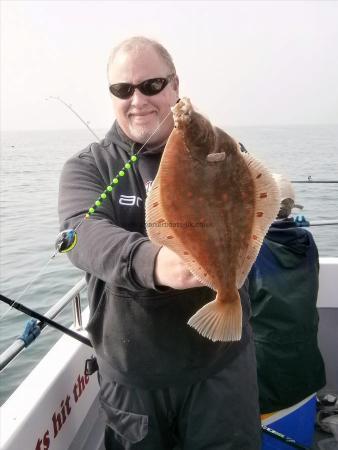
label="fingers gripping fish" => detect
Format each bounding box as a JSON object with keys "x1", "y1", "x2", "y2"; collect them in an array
[{"x1": 146, "y1": 98, "x2": 280, "y2": 342}]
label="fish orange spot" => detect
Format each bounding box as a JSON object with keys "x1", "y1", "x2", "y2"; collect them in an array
[
  {"x1": 187, "y1": 192, "x2": 193, "y2": 198},
  {"x1": 256, "y1": 173, "x2": 262, "y2": 179},
  {"x1": 222, "y1": 193, "x2": 228, "y2": 201},
  {"x1": 153, "y1": 202, "x2": 159, "y2": 207},
  {"x1": 241, "y1": 192, "x2": 247, "y2": 199},
  {"x1": 256, "y1": 211, "x2": 264, "y2": 217},
  {"x1": 157, "y1": 218, "x2": 165, "y2": 223},
  {"x1": 252, "y1": 235, "x2": 258, "y2": 240},
  {"x1": 166, "y1": 235, "x2": 174, "y2": 239},
  {"x1": 183, "y1": 251, "x2": 189, "y2": 255},
  {"x1": 260, "y1": 192, "x2": 268, "y2": 198}
]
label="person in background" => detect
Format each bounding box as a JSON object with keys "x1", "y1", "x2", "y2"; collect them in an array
[
  {"x1": 248, "y1": 173, "x2": 326, "y2": 415},
  {"x1": 58, "y1": 36, "x2": 261, "y2": 450}
]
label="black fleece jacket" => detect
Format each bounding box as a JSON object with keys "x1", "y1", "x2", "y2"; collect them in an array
[{"x1": 58, "y1": 122, "x2": 252, "y2": 389}]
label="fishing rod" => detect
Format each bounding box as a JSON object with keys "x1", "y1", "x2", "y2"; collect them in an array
[
  {"x1": 0, "y1": 293, "x2": 92, "y2": 348},
  {"x1": 46, "y1": 96, "x2": 100, "y2": 141},
  {"x1": 292, "y1": 180, "x2": 338, "y2": 184},
  {"x1": 0, "y1": 101, "x2": 174, "y2": 339},
  {"x1": 295, "y1": 218, "x2": 338, "y2": 227},
  {"x1": 306, "y1": 219, "x2": 338, "y2": 226},
  {"x1": 292, "y1": 175, "x2": 338, "y2": 183},
  {"x1": 261, "y1": 425, "x2": 310, "y2": 450}
]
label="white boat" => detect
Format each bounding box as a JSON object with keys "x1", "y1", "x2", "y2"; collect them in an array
[{"x1": 1, "y1": 257, "x2": 337, "y2": 450}]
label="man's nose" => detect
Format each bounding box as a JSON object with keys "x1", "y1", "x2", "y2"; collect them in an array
[{"x1": 130, "y1": 88, "x2": 149, "y2": 107}]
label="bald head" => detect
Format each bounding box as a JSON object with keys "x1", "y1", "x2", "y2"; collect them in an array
[{"x1": 107, "y1": 36, "x2": 176, "y2": 82}]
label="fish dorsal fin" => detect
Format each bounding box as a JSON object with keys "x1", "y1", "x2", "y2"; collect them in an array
[{"x1": 236, "y1": 151, "x2": 280, "y2": 288}]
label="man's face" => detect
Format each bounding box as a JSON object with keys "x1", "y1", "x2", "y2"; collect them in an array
[{"x1": 108, "y1": 47, "x2": 179, "y2": 146}]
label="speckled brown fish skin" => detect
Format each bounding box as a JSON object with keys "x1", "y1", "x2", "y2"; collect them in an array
[
  {"x1": 163, "y1": 111, "x2": 255, "y2": 289},
  {"x1": 146, "y1": 98, "x2": 279, "y2": 342}
]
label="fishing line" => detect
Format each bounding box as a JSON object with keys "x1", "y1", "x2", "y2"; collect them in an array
[
  {"x1": 81, "y1": 106, "x2": 174, "y2": 222},
  {"x1": 0, "y1": 255, "x2": 56, "y2": 322},
  {"x1": 69, "y1": 106, "x2": 175, "y2": 236}
]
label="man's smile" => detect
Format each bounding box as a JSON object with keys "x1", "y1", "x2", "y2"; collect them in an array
[{"x1": 129, "y1": 111, "x2": 157, "y2": 122}]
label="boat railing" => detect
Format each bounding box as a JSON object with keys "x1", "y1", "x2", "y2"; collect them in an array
[{"x1": 0, "y1": 277, "x2": 87, "y2": 372}]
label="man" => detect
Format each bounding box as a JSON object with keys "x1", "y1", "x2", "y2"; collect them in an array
[
  {"x1": 59, "y1": 36, "x2": 261, "y2": 450},
  {"x1": 248, "y1": 173, "x2": 326, "y2": 414}
]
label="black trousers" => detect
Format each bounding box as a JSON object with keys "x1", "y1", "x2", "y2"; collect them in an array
[{"x1": 101, "y1": 340, "x2": 261, "y2": 450}]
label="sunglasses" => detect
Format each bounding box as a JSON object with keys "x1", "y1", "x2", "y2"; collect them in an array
[{"x1": 109, "y1": 74, "x2": 175, "y2": 99}]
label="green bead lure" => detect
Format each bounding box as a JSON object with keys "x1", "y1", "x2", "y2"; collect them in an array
[
  {"x1": 85, "y1": 155, "x2": 138, "y2": 219},
  {"x1": 55, "y1": 154, "x2": 139, "y2": 253}
]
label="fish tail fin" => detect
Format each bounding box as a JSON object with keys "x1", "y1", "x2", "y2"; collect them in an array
[{"x1": 187, "y1": 291, "x2": 242, "y2": 342}]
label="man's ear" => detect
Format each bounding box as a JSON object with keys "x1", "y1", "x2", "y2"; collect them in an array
[{"x1": 173, "y1": 74, "x2": 179, "y2": 92}]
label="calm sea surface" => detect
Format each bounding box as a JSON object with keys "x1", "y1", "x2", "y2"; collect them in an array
[{"x1": 0, "y1": 125, "x2": 337, "y2": 404}]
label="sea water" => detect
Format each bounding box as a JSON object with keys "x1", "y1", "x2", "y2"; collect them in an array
[{"x1": 0, "y1": 125, "x2": 337, "y2": 404}]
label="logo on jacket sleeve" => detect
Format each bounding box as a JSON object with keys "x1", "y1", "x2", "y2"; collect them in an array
[{"x1": 119, "y1": 195, "x2": 143, "y2": 207}]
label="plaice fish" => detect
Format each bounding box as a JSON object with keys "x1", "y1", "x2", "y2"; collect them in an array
[{"x1": 145, "y1": 98, "x2": 280, "y2": 342}]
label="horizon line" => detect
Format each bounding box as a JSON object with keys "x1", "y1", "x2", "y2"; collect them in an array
[{"x1": 2, "y1": 122, "x2": 337, "y2": 133}]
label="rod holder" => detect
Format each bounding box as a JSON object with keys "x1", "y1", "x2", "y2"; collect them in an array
[{"x1": 72, "y1": 294, "x2": 83, "y2": 330}]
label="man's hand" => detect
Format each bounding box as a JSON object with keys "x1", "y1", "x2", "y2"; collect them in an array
[{"x1": 154, "y1": 246, "x2": 204, "y2": 289}]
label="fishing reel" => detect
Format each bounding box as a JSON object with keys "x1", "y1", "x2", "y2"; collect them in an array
[
  {"x1": 294, "y1": 215, "x2": 310, "y2": 228},
  {"x1": 55, "y1": 229, "x2": 78, "y2": 253}
]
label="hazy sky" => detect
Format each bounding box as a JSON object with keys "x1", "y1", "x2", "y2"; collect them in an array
[{"x1": 1, "y1": 0, "x2": 338, "y2": 131}]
